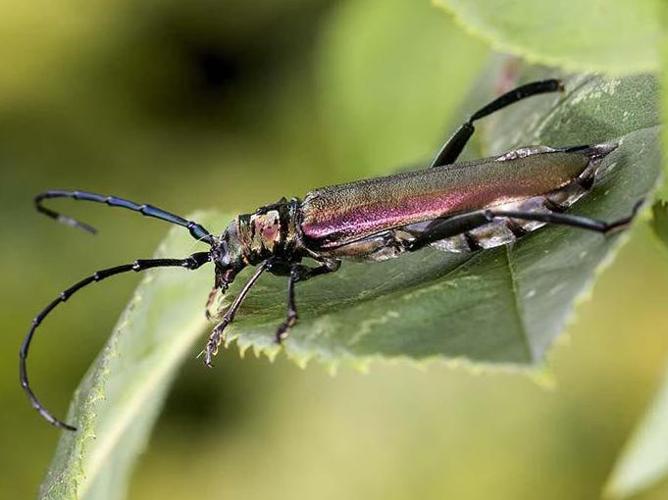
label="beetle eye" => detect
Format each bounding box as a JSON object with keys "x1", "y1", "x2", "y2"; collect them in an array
[{"x1": 216, "y1": 240, "x2": 231, "y2": 267}]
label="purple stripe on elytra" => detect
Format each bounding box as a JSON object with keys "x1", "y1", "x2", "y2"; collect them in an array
[
  {"x1": 301, "y1": 150, "x2": 594, "y2": 246},
  {"x1": 302, "y1": 184, "x2": 512, "y2": 243}
]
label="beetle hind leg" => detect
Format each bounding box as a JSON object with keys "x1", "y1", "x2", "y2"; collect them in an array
[
  {"x1": 430, "y1": 79, "x2": 563, "y2": 167},
  {"x1": 404, "y1": 199, "x2": 643, "y2": 254},
  {"x1": 488, "y1": 200, "x2": 643, "y2": 236}
]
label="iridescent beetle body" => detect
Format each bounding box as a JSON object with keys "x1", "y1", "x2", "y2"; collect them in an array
[
  {"x1": 21, "y1": 80, "x2": 640, "y2": 431},
  {"x1": 299, "y1": 144, "x2": 609, "y2": 257}
]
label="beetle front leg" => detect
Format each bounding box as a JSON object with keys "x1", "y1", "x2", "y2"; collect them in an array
[
  {"x1": 204, "y1": 262, "x2": 268, "y2": 367},
  {"x1": 204, "y1": 271, "x2": 229, "y2": 321}
]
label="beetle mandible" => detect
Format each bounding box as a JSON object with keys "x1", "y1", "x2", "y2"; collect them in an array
[{"x1": 21, "y1": 79, "x2": 640, "y2": 431}]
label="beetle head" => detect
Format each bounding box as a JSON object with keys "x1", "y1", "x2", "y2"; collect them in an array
[{"x1": 211, "y1": 221, "x2": 248, "y2": 290}]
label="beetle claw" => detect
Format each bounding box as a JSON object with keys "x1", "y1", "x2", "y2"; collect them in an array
[{"x1": 275, "y1": 312, "x2": 297, "y2": 344}]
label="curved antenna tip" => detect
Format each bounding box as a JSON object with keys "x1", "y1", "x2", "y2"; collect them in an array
[
  {"x1": 50, "y1": 417, "x2": 77, "y2": 432},
  {"x1": 57, "y1": 215, "x2": 98, "y2": 235}
]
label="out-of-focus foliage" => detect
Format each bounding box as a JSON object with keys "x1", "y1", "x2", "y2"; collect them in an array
[
  {"x1": 435, "y1": 0, "x2": 659, "y2": 75},
  {"x1": 2, "y1": 1, "x2": 668, "y2": 500},
  {"x1": 607, "y1": 361, "x2": 668, "y2": 498},
  {"x1": 317, "y1": 0, "x2": 487, "y2": 174},
  {"x1": 605, "y1": 9, "x2": 668, "y2": 496}
]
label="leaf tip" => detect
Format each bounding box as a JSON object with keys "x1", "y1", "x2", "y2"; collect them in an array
[{"x1": 527, "y1": 366, "x2": 557, "y2": 390}]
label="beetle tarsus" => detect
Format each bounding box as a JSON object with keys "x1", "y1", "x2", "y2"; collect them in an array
[
  {"x1": 275, "y1": 312, "x2": 297, "y2": 344},
  {"x1": 204, "y1": 324, "x2": 227, "y2": 368},
  {"x1": 603, "y1": 199, "x2": 644, "y2": 235}
]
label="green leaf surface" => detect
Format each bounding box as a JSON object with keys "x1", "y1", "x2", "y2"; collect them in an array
[
  {"x1": 435, "y1": 0, "x2": 659, "y2": 75},
  {"x1": 42, "y1": 71, "x2": 661, "y2": 498},
  {"x1": 606, "y1": 361, "x2": 668, "y2": 498}
]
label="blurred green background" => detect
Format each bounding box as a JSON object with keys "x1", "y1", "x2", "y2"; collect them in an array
[{"x1": 2, "y1": 0, "x2": 668, "y2": 498}]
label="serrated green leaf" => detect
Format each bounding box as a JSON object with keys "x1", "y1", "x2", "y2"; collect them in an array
[
  {"x1": 606, "y1": 361, "x2": 668, "y2": 498},
  {"x1": 435, "y1": 0, "x2": 660, "y2": 75},
  {"x1": 41, "y1": 70, "x2": 661, "y2": 498}
]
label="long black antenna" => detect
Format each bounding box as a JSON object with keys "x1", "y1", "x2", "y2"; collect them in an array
[
  {"x1": 20, "y1": 251, "x2": 211, "y2": 431},
  {"x1": 35, "y1": 190, "x2": 215, "y2": 245}
]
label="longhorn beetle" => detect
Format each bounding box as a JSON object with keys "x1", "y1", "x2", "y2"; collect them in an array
[{"x1": 22, "y1": 79, "x2": 641, "y2": 431}]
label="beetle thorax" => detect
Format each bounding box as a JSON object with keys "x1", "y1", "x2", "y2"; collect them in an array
[{"x1": 236, "y1": 199, "x2": 301, "y2": 264}]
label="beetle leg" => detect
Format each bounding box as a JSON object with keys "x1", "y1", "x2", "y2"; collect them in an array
[
  {"x1": 276, "y1": 267, "x2": 299, "y2": 343},
  {"x1": 406, "y1": 211, "x2": 492, "y2": 252},
  {"x1": 204, "y1": 271, "x2": 230, "y2": 321},
  {"x1": 275, "y1": 259, "x2": 340, "y2": 344},
  {"x1": 204, "y1": 261, "x2": 268, "y2": 367},
  {"x1": 430, "y1": 79, "x2": 563, "y2": 168},
  {"x1": 407, "y1": 201, "x2": 643, "y2": 252},
  {"x1": 487, "y1": 201, "x2": 643, "y2": 235},
  {"x1": 295, "y1": 260, "x2": 341, "y2": 282},
  {"x1": 406, "y1": 201, "x2": 643, "y2": 254}
]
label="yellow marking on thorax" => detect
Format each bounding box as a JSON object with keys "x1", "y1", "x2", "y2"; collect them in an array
[{"x1": 250, "y1": 210, "x2": 281, "y2": 252}]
